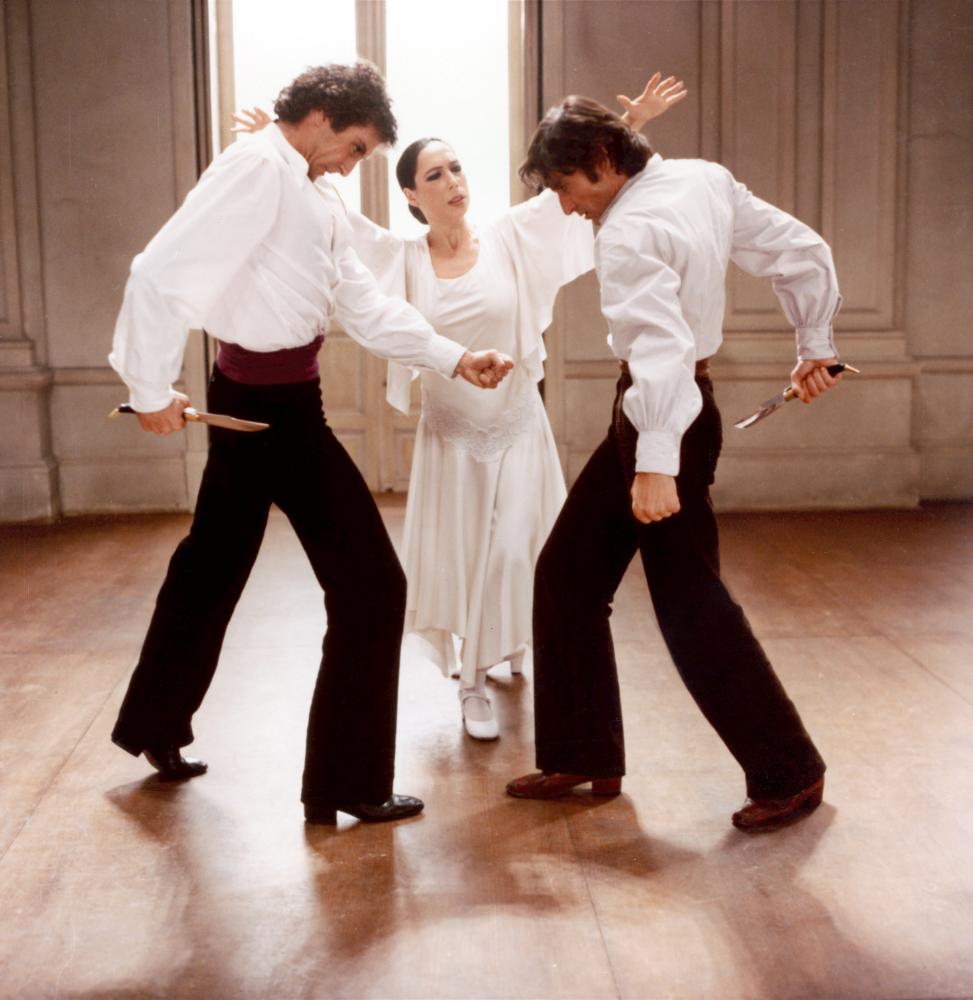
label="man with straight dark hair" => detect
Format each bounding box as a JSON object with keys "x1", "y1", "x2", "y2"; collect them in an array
[
  {"x1": 507, "y1": 96, "x2": 842, "y2": 832},
  {"x1": 109, "y1": 62, "x2": 512, "y2": 825}
]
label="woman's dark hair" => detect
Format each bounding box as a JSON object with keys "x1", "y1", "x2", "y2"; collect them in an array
[
  {"x1": 519, "y1": 96, "x2": 651, "y2": 189},
  {"x1": 273, "y1": 61, "x2": 397, "y2": 145},
  {"x1": 395, "y1": 137, "x2": 443, "y2": 225}
]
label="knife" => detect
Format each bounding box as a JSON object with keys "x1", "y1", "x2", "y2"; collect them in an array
[
  {"x1": 733, "y1": 363, "x2": 860, "y2": 430},
  {"x1": 733, "y1": 361, "x2": 861, "y2": 430},
  {"x1": 109, "y1": 403, "x2": 270, "y2": 432}
]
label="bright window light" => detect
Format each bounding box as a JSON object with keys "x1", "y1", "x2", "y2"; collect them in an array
[
  {"x1": 384, "y1": 0, "x2": 510, "y2": 236},
  {"x1": 225, "y1": 1, "x2": 510, "y2": 227},
  {"x1": 230, "y1": 0, "x2": 361, "y2": 210}
]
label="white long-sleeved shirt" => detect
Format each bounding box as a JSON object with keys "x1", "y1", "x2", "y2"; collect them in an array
[
  {"x1": 596, "y1": 153, "x2": 842, "y2": 476},
  {"x1": 109, "y1": 125, "x2": 465, "y2": 411}
]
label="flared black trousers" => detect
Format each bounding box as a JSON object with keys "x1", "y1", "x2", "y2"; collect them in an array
[
  {"x1": 532, "y1": 373, "x2": 825, "y2": 800},
  {"x1": 112, "y1": 368, "x2": 406, "y2": 808}
]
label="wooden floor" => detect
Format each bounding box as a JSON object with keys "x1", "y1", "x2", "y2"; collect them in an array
[{"x1": 1, "y1": 502, "x2": 972, "y2": 1000}]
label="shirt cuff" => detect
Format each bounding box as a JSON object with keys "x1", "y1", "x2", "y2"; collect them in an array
[
  {"x1": 107, "y1": 352, "x2": 177, "y2": 412},
  {"x1": 422, "y1": 335, "x2": 467, "y2": 379},
  {"x1": 635, "y1": 430, "x2": 682, "y2": 476},
  {"x1": 796, "y1": 326, "x2": 837, "y2": 361},
  {"x1": 125, "y1": 378, "x2": 176, "y2": 413}
]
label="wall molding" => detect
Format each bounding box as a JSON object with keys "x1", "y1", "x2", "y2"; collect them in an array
[{"x1": 0, "y1": 4, "x2": 21, "y2": 339}]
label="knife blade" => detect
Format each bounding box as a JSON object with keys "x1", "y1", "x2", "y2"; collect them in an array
[
  {"x1": 733, "y1": 363, "x2": 860, "y2": 430},
  {"x1": 109, "y1": 403, "x2": 269, "y2": 432}
]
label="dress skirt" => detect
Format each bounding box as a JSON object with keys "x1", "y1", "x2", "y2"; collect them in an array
[{"x1": 402, "y1": 386, "x2": 566, "y2": 687}]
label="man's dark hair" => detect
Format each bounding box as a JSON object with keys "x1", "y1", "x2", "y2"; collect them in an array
[
  {"x1": 395, "y1": 137, "x2": 443, "y2": 225},
  {"x1": 520, "y1": 96, "x2": 651, "y2": 189},
  {"x1": 274, "y1": 61, "x2": 397, "y2": 144}
]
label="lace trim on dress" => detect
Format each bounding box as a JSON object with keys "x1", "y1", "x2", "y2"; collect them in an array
[{"x1": 421, "y1": 384, "x2": 540, "y2": 463}]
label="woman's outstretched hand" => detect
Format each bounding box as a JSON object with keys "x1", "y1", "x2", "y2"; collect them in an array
[
  {"x1": 230, "y1": 107, "x2": 273, "y2": 134},
  {"x1": 617, "y1": 72, "x2": 688, "y2": 131}
]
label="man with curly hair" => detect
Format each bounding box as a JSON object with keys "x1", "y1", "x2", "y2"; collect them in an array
[{"x1": 108, "y1": 62, "x2": 512, "y2": 825}]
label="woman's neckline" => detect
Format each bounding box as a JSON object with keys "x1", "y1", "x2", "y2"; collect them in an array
[{"x1": 425, "y1": 229, "x2": 480, "y2": 280}]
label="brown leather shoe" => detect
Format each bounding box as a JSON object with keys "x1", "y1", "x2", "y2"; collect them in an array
[
  {"x1": 506, "y1": 772, "x2": 622, "y2": 799},
  {"x1": 732, "y1": 776, "x2": 824, "y2": 832}
]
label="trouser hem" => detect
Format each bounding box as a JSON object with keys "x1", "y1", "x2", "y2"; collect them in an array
[
  {"x1": 111, "y1": 729, "x2": 192, "y2": 758},
  {"x1": 111, "y1": 734, "x2": 143, "y2": 758},
  {"x1": 537, "y1": 740, "x2": 625, "y2": 778},
  {"x1": 301, "y1": 788, "x2": 392, "y2": 809},
  {"x1": 746, "y1": 762, "x2": 827, "y2": 801}
]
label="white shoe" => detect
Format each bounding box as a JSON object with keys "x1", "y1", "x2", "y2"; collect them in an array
[
  {"x1": 508, "y1": 645, "x2": 529, "y2": 676},
  {"x1": 459, "y1": 691, "x2": 499, "y2": 741}
]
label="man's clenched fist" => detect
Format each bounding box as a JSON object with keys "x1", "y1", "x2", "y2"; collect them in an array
[
  {"x1": 631, "y1": 472, "x2": 681, "y2": 524},
  {"x1": 455, "y1": 350, "x2": 515, "y2": 389}
]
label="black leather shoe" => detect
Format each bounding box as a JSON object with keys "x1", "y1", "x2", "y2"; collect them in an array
[
  {"x1": 144, "y1": 746, "x2": 208, "y2": 782},
  {"x1": 304, "y1": 794, "x2": 424, "y2": 825}
]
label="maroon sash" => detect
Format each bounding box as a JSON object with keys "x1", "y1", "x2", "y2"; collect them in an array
[{"x1": 216, "y1": 335, "x2": 325, "y2": 385}]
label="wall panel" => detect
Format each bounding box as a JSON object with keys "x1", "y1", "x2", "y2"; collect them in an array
[
  {"x1": 534, "y1": 0, "x2": 972, "y2": 509},
  {"x1": 722, "y1": 0, "x2": 799, "y2": 326},
  {"x1": 821, "y1": 0, "x2": 900, "y2": 330},
  {"x1": 16, "y1": 0, "x2": 207, "y2": 517},
  {"x1": 0, "y1": 1, "x2": 56, "y2": 520}
]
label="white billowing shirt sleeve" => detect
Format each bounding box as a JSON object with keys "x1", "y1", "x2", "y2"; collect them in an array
[
  {"x1": 341, "y1": 206, "x2": 416, "y2": 413},
  {"x1": 333, "y1": 247, "x2": 465, "y2": 377},
  {"x1": 599, "y1": 225, "x2": 702, "y2": 477},
  {"x1": 316, "y1": 184, "x2": 464, "y2": 382},
  {"x1": 109, "y1": 147, "x2": 282, "y2": 411},
  {"x1": 494, "y1": 189, "x2": 595, "y2": 382},
  {"x1": 727, "y1": 173, "x2": 842, "y2": 360},
  {"x1": 344, "y1": 207, "x2": 407, "y2": 299}
]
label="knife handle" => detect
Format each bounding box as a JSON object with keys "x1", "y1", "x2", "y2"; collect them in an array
[{"x1": 826, "y1": 362, "x2": 857, "y2": 376}]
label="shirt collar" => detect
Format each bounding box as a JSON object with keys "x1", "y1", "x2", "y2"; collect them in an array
[
  {"x1": 265, "y1": 123, "x2": 312, "y2": 183},
  {"x1": 598, "y1": 152, "x2": 664, "y2": 229}
]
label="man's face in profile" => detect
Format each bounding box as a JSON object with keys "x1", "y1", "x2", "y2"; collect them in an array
[
  {"x1": 546, "y1": 164, "x2": 618, "y2": 224},
  {"x1": 305, "y1": 116, "x2": 382, "y2": 180}
]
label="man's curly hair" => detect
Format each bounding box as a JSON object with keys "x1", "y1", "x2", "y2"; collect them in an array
[{"x1": 274, "y1": 62, "x2": 397, "y2": 144}]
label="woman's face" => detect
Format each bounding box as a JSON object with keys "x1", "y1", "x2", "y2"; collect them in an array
[{"x1": 404, "y1": 142, "x2": 469, "y2": 226}]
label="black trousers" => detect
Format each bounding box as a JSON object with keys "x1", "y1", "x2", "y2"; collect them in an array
[
  {"x1": 533, "y1": 373, "x2": 825, "y2": 800},
  {"x1": 112, "y1": 368, "x2": 406, "y2": 808}
]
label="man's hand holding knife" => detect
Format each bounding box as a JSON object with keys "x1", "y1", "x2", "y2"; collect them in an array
[
  {"x1": 133, "y1": 391, "x2": 191, "y2": 435},
  {"x1": 631, "y1": 356, "x2": 858, "y2": 525},
  {"x1": 790, "y1": 356, "x2": 843, "y2": 403}
]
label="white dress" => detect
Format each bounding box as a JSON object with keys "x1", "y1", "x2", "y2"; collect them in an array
[{"x1": 344, "y1": 190, "x2": 594, "y2": 686}]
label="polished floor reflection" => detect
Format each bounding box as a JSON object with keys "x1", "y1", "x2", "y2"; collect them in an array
[{"x1": 1, "y1": 503, "x2": 971, "y2": 999}]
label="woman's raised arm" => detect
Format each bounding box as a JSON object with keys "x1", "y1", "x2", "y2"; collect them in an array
[{"x1": 617, "y1": 71, "x2": 687, "y2": 132}]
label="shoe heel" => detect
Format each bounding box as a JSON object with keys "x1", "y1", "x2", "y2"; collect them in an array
[
  {"x1": 305, "y1": 807, "x2": 337, "y2": 825},
  {"x1": 591, "y1": 777, "x2": 622, "y2": 796}
]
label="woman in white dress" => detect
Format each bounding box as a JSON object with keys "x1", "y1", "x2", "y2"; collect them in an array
[{"x1": 234, "y1": 73, "x2": 685, "y2": 739}]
